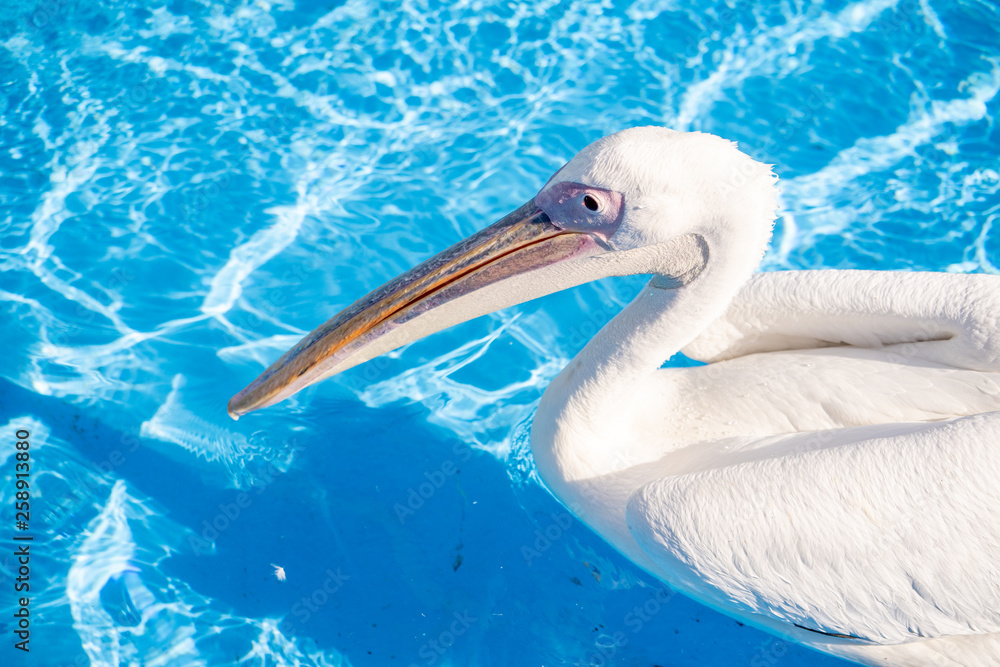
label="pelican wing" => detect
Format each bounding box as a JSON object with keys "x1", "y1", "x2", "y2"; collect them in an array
[
  {"x1": 625, "y1": 411, "x2": 1000, "y2": 644},
  {"x1": 683, "y1": 270, "x2": 1000, "y2": 373}
]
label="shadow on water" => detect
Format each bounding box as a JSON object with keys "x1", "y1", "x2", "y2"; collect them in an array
[{"x1": 1, "y1": 377, "x2": 854, "y2": 666}]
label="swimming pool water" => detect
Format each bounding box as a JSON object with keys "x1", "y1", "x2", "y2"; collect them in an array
[{"x1": 1, "y1": 0, "x2": 998, "y2": 665}]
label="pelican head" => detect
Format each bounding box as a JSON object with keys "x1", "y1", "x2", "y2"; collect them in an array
[{"x1": 227, "y1": 127, "x2": 777, "y2": 418}]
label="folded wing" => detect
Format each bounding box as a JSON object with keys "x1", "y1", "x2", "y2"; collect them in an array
[{"x1": 626, "y1": 412, "x2": 1000, "y2": 645}]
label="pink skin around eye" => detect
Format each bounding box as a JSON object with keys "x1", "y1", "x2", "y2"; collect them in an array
[{"x1": 535, "y1": 181, "x2": 625, "y2": 246}]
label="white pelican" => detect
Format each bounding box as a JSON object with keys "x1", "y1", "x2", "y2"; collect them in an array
[{"x1": 228, "y1": 127, "x2": 1000, "y2": 666}]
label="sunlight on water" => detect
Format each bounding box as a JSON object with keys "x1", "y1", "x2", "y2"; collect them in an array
[{"x1": 1, "y1": 0, "x2": 998, "y2": 664}]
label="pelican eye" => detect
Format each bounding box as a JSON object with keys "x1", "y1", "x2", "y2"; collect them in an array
[{"x1": 582, "y1": 194, "x2": 600, "y2": 212}]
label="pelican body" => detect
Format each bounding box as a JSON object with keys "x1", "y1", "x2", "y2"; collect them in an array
[{"x1": 228, "y1": 128, "x2": 1000, "y2": 666}]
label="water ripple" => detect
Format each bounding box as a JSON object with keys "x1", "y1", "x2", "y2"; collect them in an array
[{"x1": 1, "y1": 1, "x2": 998, "y2": 664}]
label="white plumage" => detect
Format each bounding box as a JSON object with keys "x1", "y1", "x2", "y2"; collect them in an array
[
  {"x1": 528, "y1": 130, "x2": 1000, "y2": 666},
  {"x1": 230, "y1": 127, "x2": 1000, "y2": 666}
]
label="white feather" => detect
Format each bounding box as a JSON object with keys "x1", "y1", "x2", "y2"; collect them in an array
[{"x1": 528, "y1": 128, "x2": 1000, "y2": 666}]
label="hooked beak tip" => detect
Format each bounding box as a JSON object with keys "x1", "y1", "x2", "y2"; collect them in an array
[{"x1": 227, "y1": 395, "x2": 245, "y2": 420}]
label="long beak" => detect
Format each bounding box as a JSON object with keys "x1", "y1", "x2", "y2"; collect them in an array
[{"x1": 227, "y1": 200, "x2": 603, "y2": 419}]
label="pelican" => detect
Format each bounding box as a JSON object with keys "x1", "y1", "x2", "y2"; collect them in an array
[{"x1": 228, "y1": 127, "x2": 1000, "y2": 666}]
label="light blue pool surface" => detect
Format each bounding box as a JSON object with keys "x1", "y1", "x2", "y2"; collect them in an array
[{"x1": 1, "y1": 0, "x2": 999, "y2": 665}]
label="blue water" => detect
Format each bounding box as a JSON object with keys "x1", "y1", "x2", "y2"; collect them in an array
[{"x1": 1, "y1": 0, "x2": 998, "y2": 665}]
